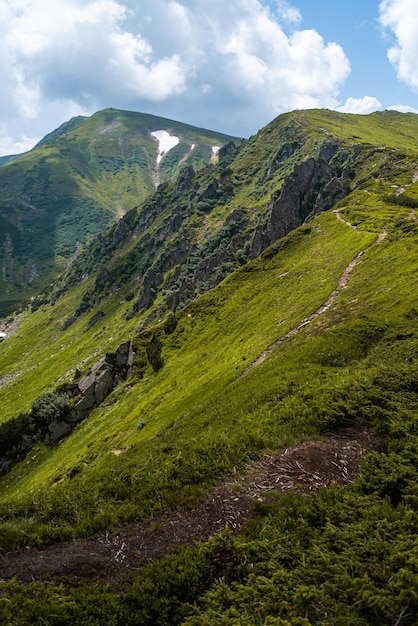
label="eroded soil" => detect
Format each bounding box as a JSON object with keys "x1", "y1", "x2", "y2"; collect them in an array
[{"x1": 0, "y1": 429, "x2": 379, "y2": 589}]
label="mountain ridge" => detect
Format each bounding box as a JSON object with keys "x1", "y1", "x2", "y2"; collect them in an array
[
  {"x1": 0, "y1": 108, "x2": 239, "y2": 316},
  {"x1": 0, "y1": 108, "x2": 417, "y2": 623}
]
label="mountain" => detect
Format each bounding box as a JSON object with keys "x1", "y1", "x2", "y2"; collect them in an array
[
  {"x1": 0, "y1": 109, "x2": 418, "y2": 623},
  {"x1": 0, "y1": 109, "x2": 239, "y2": 316}
]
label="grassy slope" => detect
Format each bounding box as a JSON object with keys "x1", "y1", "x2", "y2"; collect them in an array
[
  {"x1": 0, "y1": 110, "x2": 418, "y2": 623},
  {"x1": 0, "y1": 110, "x2": 417, "y2": 519},
  {"x1": 0, "y1": 109, "x2": 238, "y2": 315},
  {"x1": 1, "y1": 197, "x2": 418, "y2": 624},
  {"x1": 0, "y1": 210, "x2": 389, "y2": 531}
]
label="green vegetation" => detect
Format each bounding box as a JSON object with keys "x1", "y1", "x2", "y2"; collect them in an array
[
  {"x1": 1, "y1": 108, "x2": 418, "y2": 623},
  {"x1": 0, "y1": 109, "x2": 238, "y2": 315}
]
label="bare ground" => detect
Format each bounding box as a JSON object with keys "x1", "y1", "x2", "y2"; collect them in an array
[{"x1": 0, "y1": 429, "x2": 380, "y2": 589}]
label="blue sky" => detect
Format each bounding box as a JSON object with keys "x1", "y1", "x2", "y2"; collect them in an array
[
  {"x1": 0, "y1": 0, "x2": 417, "y2": 155},
  {"x1": 293, "y1": 0, "x2": 416, "y2": 109}
]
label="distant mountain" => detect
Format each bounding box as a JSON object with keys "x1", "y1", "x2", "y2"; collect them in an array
[
  {"x1": 45, "y1": 109, "x2": 418, "y2": 330},
  {"x1": 0, "y1": 109, "x2": 239, "y2": 315},
  {"x1": 0, "y1": 154, "x2": 20, "y2": 166},
  {"x1": 1, "y1": 109, "x2": 418, "y2": 622}
]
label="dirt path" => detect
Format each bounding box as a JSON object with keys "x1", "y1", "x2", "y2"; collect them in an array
[
  {"x1": 0, "y1": 429, "x2": 379, "y2": 588},
  {"x1": 333, "y1": 209, "x2": 359, "y2": 232},
  {"x1": 239, "y1": 219, "x2": 387, "y2": 379}
]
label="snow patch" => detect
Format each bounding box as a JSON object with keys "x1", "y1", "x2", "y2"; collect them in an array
[{"x1": 151, "y1": 130, "x2": 180, "y2": 164}]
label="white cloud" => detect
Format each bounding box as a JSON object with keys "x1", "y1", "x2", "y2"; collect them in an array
[
  {"x1": 0, "y1": 0, "x2": 352, "y2": 153},
  {"x1": 339, "y1": 96, "x2": 383, "y2": 115},
  {"x1": 276, "y1": 1, "x2": 302, "y2": 26},
  {"x1": 0, "y1": 133, "x2": 40, "y2": 156},
  {"x1": 379, "y1": 0, "x2": 418, "y2": 89},
  {"x1": 388, "y1": 103, "x2": 418, "y2": 114}
]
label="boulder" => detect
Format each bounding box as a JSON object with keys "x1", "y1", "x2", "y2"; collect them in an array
[
  {"x1": 114, "y1": 340, "x2": 135, "y2": 369},
  {"x1": 46, "y1": 420, "x2": 72, "y2": 445},
  {"x1": 94, "y1": 368, "x2": 115, "y2": 404}
]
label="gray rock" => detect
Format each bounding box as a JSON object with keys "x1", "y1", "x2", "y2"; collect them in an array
[
  {"x1": 114, "y1": 340, "x2": 135, "y2": 369},
  {"x1": 46, "y1": 420, "x2": 72, "y2": 444},
  {"x1": 74, "y1": 392, "x2": 96, "y2": 412},
  {"x1": 94, "y1": 368, "x2": 115, "y2": 404},
  {"x1": 87, "y1": 310, "x2": 105, "y2": 329},
  {"x1": 251, "y1": 153, "x2": 350, "y2": 258}
]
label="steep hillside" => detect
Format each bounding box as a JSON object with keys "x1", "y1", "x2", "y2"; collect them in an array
[
  {"x1": 0, "y1": 109, "x2": 418, "y2": 624},
  {"x1": 0, "y1": 109, "x2": 238, "y2": 316},
  {"x1": 37, "y1": 109, "x2": 418, "y2": 332}
]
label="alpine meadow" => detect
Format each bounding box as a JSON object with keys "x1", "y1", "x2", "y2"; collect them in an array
[{"x1": 0, "y1": 108, "x2": 418, "y2": 625}]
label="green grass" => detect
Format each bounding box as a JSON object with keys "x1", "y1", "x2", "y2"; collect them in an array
[
  {"x1": 1, "y1": 209, "x2": 418, "y2": 622},
  {"x1": 1, "y1": 110, "x2": 418, "y2": 624},
  {"x1": 0, "y1": 109, "x2": 239, "y2": 315},
  {"x1": 0, "y1": 174, "x2": 418, "y2": 623},
  {"x1": 0, "y1": 210, "x2": 379, "y2": 533}
]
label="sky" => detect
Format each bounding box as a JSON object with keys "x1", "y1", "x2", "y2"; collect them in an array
[{"x1": 1, "y1": 0, "x2": 418, "y2": 155}]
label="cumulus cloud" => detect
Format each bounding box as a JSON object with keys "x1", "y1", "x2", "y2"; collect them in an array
[
  {"x1": 379, "y1": 0, "x2": 418, "y2": 89},
  {"x1": 388, "y1": 104, "x2": 418, "y2": 114},
  {"x1": 339, "y1": 96, "x2": 383, "y2": 115},
  {"x1": 276, "y1": 1, "x2": 302, "y2": 26},
  {"x1": 0, "y1": 132, "x2": 40, "y2": 156},
  {"x1": 0, "y1": 0, "x2": 352, "y2": 153}
]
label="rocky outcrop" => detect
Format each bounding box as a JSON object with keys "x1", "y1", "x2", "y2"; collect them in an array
[
  {"x1": 218, "y1": 140, "x2": 239, "y2": 164},
  {"x1": 198, "y1": 179, "x2": 219, "y2": 202},
  {"x1": 265, "y1": 140, "x2": 302, "y2": 177},
  {"x1": 54, "y1": 340, "x2": 135, "y2": 437},
  {"x1": 251, "y1": 157, "x2": 350, "y2": 258},
  {"x1": 0, "y1": 340, "x2": 135, "y2": 473},
  {"x1": 136, "y1": 269, "x2": 163, "y2": 311},
  {"x1": 87, "y1": 310, "x2": 105, "y2": 328},
  {"x1": 174, "y1": 166, "x2": 196, "y2": 195}
]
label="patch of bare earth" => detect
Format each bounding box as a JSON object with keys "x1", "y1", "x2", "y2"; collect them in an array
[{"x1": 0, "y1": 429, "x2": 379, "y2": 589}]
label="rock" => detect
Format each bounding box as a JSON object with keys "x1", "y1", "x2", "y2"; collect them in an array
[
  {"x1": 87, "y1": 310, "x2": 105, "y2": 329},
  {"x1": 114, "y1": 340, "x2": 135, "y2": 369},
  {"x1": 94, "y1": 266, "x2": 110, "y2": 292},
  {"x1": 77, "y1": 371, "x2": 98, "y2": 396},
  {"x1": 0, "y1": 335, "x2": 137, "y2": 474},
  {"x1": 266, "y1": 141, "x2": 302, "y2": 177},
  {"x1": 74, "y1": 392, "x2": 96, "y2": 412},
  {"x1": 313, "y1": 169, "x2": 350, "y2": 214},
  {"x1": 46, "y1": 420, "x2": 72, "y2": 445},
  {"x1": 251, "y1": 156, "x2": 350, "y2": 258},
  {"x1": 318, "y1": 140, "x2": 341, "y2": 162},
  {"x1": 175, "y1": 166, "x2": 195, "y2": 195},
  {"x1": 218, "y1": 141, "x2": 238, "y2": 163},
  {"x1": 198, "y1": 179, "x2": 219, "y2": 202},
  {"x1": 94, "y1": 368, "x2": 115, "y2": 405},
  {"x1": 136, "y1": 269, "x2": 163, "y2": 310}
]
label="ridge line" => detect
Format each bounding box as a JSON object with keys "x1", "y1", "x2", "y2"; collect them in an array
[{"x1": 237, "y1": 224, "x2": 387, "y2": 380}]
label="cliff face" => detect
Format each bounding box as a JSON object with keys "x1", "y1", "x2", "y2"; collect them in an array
[
  {"x1": 251, "y1": 156, "x2": 350, "y2": 257},
  {"x1": 57, "y1": 139, "x2": 354, "y2": 329}
]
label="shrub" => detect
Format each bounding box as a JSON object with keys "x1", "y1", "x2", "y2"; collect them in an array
[{"x1": 31, "y1": 392, "x2": 71, "y2": 426}]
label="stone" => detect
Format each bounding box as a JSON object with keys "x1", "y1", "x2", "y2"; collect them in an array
[
  {"x1": 250, "y1": 153, "x2": 350, "y2": 258},
  {"x1": 87, "y1": 310, "x2": 105, "y2": 329},
  {"x1": 74, "y1": 393, "x2": 96, "y2": 412},
  {"x1": 114, "y1": 340, "x2": 135, "y2": 369},
  {"x1": 136, "y1": 269, "x2": 163, "y2": 310},
  {"x1": 46, "y1": 420, "x2": 72, "y2": 445},
  {"x1": 94, "y1": 369, "x2": 115, "y2": 404}
]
